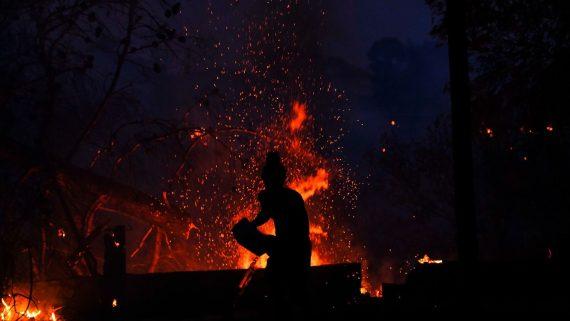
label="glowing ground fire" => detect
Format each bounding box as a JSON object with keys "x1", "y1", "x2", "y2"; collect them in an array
[
  {"x1": 418, "y1": 254, "x2": 443, "y2": 264},
  {"x1": 1, "y1": 296, "x2": 60, "y2": 321}
]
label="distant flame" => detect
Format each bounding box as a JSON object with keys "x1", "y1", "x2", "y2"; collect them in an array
[
  {"x1": 360, "y1": 286, "x2": 382, "y2": 298},
  {"x1": 417, "y1": 254, "x2": 443, "y2": 264}
]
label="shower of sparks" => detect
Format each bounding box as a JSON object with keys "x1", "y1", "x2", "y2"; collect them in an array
[{"x1": 135, "y1": 0, "x2": 362, "y2": 273}]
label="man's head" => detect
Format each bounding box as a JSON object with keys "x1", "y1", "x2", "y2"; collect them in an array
[{"x1": 261, "y1": 151, "x2": 286, "y2": 189}]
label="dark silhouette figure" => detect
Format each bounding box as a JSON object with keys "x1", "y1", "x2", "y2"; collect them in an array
[{"x1": 233, "y1": 152, "x2": 311, "y2": 317}]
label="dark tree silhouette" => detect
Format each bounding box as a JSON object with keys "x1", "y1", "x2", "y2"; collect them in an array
[
  {"x1": 0, "y1": 0, "x2": 198, "y2": 294},
  {"x1": 426, "y1": 0, "x2": 570, "y2": 259}
]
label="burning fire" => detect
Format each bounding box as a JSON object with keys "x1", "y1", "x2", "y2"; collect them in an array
[
  {"x1": 1, "y1": 295, "x2": 61, "y2": 321},
  {"x1": 417, "y1": 254, "x2": 443, "y2": 264},
  {"x1": 115, "y1": 0, "x2": 367, "y2": 294},
  {"x1": 2, "y1": 1, "x2": 377, "y2": 311},
  {"x1": 168, "y1": 98, "x2": 359, "y2": 273},
  {"x1": 290, "y1": 168, "x2": 329, "y2": 200},
  {"x1": 230, "y1": 101, "x2": 350, "y2": 270}
]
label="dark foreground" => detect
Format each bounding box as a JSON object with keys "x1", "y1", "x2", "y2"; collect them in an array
[{"x1": 40, "y1": 260, "x2": 570, "y2": 320}]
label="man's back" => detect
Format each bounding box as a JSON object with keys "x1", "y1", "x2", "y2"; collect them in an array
[{"x1": 258, "y1": 187, "x2": 310, "y2": 245}]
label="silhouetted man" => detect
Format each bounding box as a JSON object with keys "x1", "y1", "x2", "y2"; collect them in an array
[{"x1": 233, "y1": 152, "x2": 312, "y2": 317}]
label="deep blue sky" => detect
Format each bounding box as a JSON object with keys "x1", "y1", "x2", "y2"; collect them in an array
[
  {"x1": 324, "y1": 0, "x2": 434, "y2": 68},
  {"x1": 317, "y1": 0, "x2": 449, "y2": 162},
  {"x1": 143, "y1": 0, "x2": 450, "y2": 163}
]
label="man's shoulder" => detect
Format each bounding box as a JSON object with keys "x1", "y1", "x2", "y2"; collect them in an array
[
  {"x1": 259, "y1": 187, "x2": 303, "y2": 201},
  {"x1": 283, "y1": 187, "x2": 303, "y2": 201}
]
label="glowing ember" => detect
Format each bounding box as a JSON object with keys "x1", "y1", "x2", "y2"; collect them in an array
[
  {"x1": 360, "y1": 286, "x2": 382, "y2": 298},
  {"x1": 417, "y1": 254, "x2": 443, "y2": 264}
]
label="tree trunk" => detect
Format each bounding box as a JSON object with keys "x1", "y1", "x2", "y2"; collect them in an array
[{"x1": 446, "y1": 0, "x2": 478, "y2": 265}]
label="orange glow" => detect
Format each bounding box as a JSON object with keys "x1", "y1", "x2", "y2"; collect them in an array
[
  {"x1": 235, "y1": 220, "x2": 330, "y2": 268},
  {"x1": 310, "y1": 251, "x2": 325, "y2": 266},
  {"x1": 360, "y1": 260, "x2": 382, "y2": 297},
  {"x1": 184, "y1": 222, "x2": 198, "y2": 239},
  {"x1": 1, "y1": 295, "x2": 61, "y2": 321},
  {"x1": 289, "y1": 101, "x2": 307, "y2": 132},
  {"x1": 167, "y1": 99, "x2": 359, "y2": 291},
  {"x1": 189, "y1": 129, "x2": 204, "y2": 140},
  {"x1": 309, "y1": 225, "x2": 328, "y2": 238},
  {"x1": 289, "y1": 168, "x2": 329, "y2": 200},
  {"x1": 417, "y1": 254, "x2": 443, "y2": 264},
  {"x1": 291, "y1": 138, "x2": 301, "y2": 149},
  {"x1": 360, "y1": 286, "x2": 382, "y2": 298}
]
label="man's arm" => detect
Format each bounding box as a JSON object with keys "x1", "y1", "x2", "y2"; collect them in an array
[{"x1": 251, "y1": 210, "x2": 270, "y2": 227}]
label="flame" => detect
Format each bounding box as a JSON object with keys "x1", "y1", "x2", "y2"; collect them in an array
[
  {"x1": 309, "y1": 225, "x2": 327, "y2": 238},
  {"x1": 289, "y1": 101, "x2": 307, "y2": 132},
  {"x1": 234, "y1": 150, "x2": 332, "y2": 269},
  {"x1": 360, "y1": 260, "x2": 382, "y2": 298},
  {"x1": 360, "y1": 286, "x2": 382, "y2": 297},
  {"x1": 289, "y1": 168, "x2": 329, "y2": 200},
  {"x1": 157, "y1": 98, "x2": 359, "y2": 291},
  {"x1": 417, "y1": 254, "x2": 443, "y2": 264},
  {"x1": 1, "y1": 295, "x2": 61, "y2": 321},
  {"x1": 236, "y1": 220, "x2": 329, "y2": 268}
]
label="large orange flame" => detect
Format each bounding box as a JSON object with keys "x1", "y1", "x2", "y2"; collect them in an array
[
  {"x1": 233, "y1": 102, "x2": 335, "y2": 270},
  {"x1": 235, "y1": 167, "x2": 331, "y2": 269},
  {"x1": 290, "y1": 168, "x2": 329, "y2": 200}
]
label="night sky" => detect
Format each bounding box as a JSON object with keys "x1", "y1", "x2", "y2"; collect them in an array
[
  {"x1": 322, "y1": 0, "x2": 449, "y2": 162},
  {"x1": 324, "y1": 0, "x2": 435, "y2": 68},
  {"x1": 144, "y1": 0, "x2": 449, "y2": 161}
]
